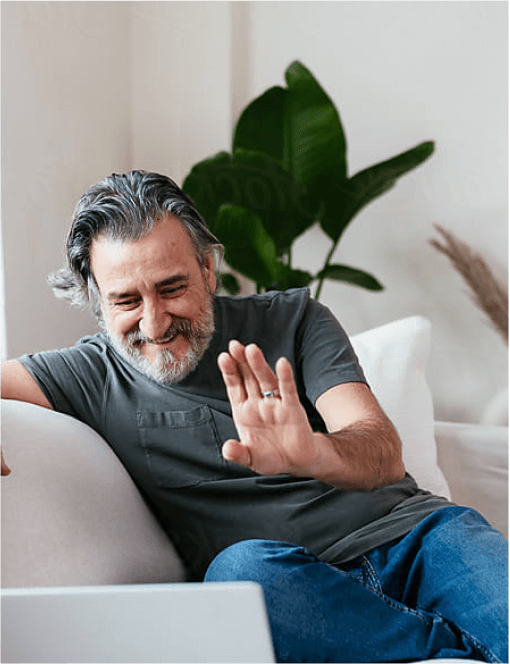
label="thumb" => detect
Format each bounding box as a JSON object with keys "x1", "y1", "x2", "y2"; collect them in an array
[{"x1": 222, "y1": 439, "x2": 252, "y2": 469}]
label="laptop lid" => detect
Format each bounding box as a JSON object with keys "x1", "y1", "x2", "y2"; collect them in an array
[{"x1": 1, "y1": 581, "x2": 276, "y2": 663}]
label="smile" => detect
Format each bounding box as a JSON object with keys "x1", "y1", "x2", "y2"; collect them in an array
[
  {"x1": 144, "y1": 332, "x2": 180, "y2": 346},
  {"x1": 128, "y1": 330, "x2": 181, "y2": 348}
]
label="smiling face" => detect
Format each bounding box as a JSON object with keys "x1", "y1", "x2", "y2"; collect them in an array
[{"x1": 90, "y1": 213, "x2": 217, "y2": 383}]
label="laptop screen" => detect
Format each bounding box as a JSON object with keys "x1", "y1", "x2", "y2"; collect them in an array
[{"x1": 2, "y1": 581, "x2": 276, "y2": 663}]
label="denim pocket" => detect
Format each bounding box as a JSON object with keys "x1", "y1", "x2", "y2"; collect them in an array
[{"x1": 137, "y1": 405, "x2": 229, "y2": 488}]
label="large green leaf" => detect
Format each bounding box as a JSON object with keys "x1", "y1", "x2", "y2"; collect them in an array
[
  {"x1": 182, "y1": 151, "x2": 232, "y2": 231},
  {"x1": 215, "y1": 204, "x2": 282, "y2": 288},
  {"x1": 182, "y1": 60, "x2": 434, "y2": 301},
  {"x1": 277, "y1": 266, "x2": 315, "y2": 291},
  {"x1": 232, "y1": 61, "x2": 348, "y2": 199},
  {"x1": 233, "y1": 86, "x2": 288, "y2": 163},
  {"x1": 316, "y1": 264, "x2": 384, "y2": 291},
  {"x1": 182, "y1": 149, "x2": 318, "y2": 254},
  {"x1": 219, "y1": 272, "x2": 241, "y2": 295},
  {"x1": 284, "y1": 61, "x2": 348, "y2": 189},
  {"x1": 320, "y1": 141, "x2": 435, "y2": 241}
]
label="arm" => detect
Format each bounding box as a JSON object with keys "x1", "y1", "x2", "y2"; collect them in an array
[
  {"x1": 1, "y1": 360, "x2": 53, "y2": 408},
  {"x1": 1, "y1": 360, "x2": 53, "y2": 475},
  {"x1": 313, "y1": 381, "x2": 405, "y2": 490},
  {"x1": 218, "y1": 341, "x2": 405, "y2": 491}
]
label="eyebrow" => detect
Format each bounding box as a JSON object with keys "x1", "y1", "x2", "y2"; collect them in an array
[{"x1": 105, "y1": 274, "x2": 189, "y2": 302}]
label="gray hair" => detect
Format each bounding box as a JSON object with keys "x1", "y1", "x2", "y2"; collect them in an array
[{"x1": 48, "y1": 170, "x2": 223, "y2": 318}]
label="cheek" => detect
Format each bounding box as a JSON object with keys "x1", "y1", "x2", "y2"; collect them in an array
[
  {"x1": 103, "y1": 310, "x2": 138, "y2": 338},
  {"x1": 169, "y1": 289, "x2": 209, "y2": 319}
]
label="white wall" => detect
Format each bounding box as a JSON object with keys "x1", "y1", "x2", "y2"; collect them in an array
[
  {"x1": 246, "y1": 1, "x2": 508, "y2": 423},
  {"x1": 2, "y1": 1, "x2": 507, "y2": 423},
  {"x1": 1, "y1": 1, "x2": 233, "y2": 359},
  {"x1": 1, "y1": 2, "x2": 132, "y2": 358},
  {"x1": 130, "y1": 1, "x2": 232, "y2": 181}
]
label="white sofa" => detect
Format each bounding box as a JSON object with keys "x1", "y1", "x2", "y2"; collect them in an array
[{"x1": 1, "y1": 399, "x2": 507, "y2": 590}]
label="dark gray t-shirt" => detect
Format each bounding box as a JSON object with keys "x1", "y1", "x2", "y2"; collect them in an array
[{"x1": 20, "y1": 288, "x2": 450, "y2": 580}]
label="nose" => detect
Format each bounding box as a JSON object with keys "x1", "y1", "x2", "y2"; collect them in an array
[{"x1": 138, "y1": 299, "x2": 171, "y2": 342}]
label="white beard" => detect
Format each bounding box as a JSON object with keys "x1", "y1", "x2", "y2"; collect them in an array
[{"x1": 105, "y1": 298, "x2": 215, "y2": 384}]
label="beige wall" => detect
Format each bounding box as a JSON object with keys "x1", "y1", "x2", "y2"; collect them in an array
[
  {"x1": 1, "y1": 1, "x2": 236, "y2": 362},
  {"x1": 246, "y1": 1, "x2": 508, "y2": 422},
  {"x1": 130, "y1": 1, "x2": 232, "y2": 180},
  {"x1": 1, "y1": 1, "x2": 507, "y2": 423},
  {"x1": 2, "y1": 2, "x2": 132, "y2": 357},
  {"x1": 246, "y1": 0, "x2": 508, "y2": 421}
]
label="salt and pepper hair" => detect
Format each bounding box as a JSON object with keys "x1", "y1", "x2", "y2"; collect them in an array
[{"x1": 48, "y1": 170, "x2": 223, "y2": 318}]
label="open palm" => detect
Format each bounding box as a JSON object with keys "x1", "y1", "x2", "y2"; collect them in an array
[{"x1": 217, "y1": 340, "x2": 317, "y2": 476}]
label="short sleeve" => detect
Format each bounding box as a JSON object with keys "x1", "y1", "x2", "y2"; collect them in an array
[
  {"x1": 296, "y1": 297, "x2": 368, "y2": 406},
  {"x1": 18, "y1": 336, "x2": 109, "y2": 430}
]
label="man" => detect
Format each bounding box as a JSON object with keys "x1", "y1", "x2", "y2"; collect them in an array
[{"x1": 2, "y1": 170, "x2": 507, "y2": 662}]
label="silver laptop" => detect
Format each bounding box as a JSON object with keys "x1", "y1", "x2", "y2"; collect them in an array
[{"x1": 1, "y1": 581, "x2": 276, "y2": 663}]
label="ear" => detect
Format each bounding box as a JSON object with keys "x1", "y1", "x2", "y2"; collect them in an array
[{"x1": 203, "y1": 252, "x2": 217, "y2": 294}]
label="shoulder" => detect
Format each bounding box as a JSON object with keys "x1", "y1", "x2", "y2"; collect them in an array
[
  {"x1": 213, "y1": 288, "x2": 346, "y2": 346},
  {"x1": 18, "y1": 333, "x2": 114, "y2": 382},
  {"x1": 56, "y1": 333, "x2": 113, "y2": 364},
  {"x1": 215, "y1": 287, "x2": 317, "y2": 320},
  {"x1": 74, "y1": 332, "x2": 110, "y2": 352},
  {"x1": 12, "y1": 333, "x2": 115, "y2": 416},
  {"x1": 79, "y1": 332, "x2": 125, "y2": 359}
]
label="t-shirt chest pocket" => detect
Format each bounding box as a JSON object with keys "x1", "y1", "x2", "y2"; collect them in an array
[{"x1": 137, "y1": 405, "x2": 230, "y2": 488}]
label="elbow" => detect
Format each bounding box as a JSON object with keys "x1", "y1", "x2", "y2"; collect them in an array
[
  {"x1": 364, "y1": 456, "x2": 406, "y2": 492},
  {"x1": 384, "y1": 457, "x2": 407, "y2": 487},
  {"x1": 368, "y1": 425, "x2": 407, "y2": 490}
]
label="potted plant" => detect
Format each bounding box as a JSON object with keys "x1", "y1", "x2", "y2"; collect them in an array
[{"x1": 183, "y1": 61, "x2": 434, "y2": 299}]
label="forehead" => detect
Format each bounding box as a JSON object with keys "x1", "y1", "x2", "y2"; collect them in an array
[{"x1": 89, "y1": 214, "x2": 199, "y2": 287}]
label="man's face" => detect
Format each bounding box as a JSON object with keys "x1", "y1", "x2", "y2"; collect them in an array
[{"x1": 90, "y1": 214, "x2": 217, "y2": 383}]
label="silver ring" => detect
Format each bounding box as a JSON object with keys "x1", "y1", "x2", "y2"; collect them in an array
[{"x1": 262, "y1": 389, "x2": 279, "y2": 399}]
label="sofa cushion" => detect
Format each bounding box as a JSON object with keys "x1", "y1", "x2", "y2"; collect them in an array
[
  {"x1": 1, "y1": 399, "x2": 187, "y2": 588},
  {"x1": 351, "y1": 316, "x2": 451, "y2": 499},
  {"x1": 435, "y1": 421, "x2": 508, "y2": 538}
]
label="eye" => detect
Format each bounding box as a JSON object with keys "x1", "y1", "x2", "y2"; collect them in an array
[
  {"x1": 160, "y1": 284, "x2": 186, "y2": 298},
  {"x1": 113, "y1": 298, "x2": 141, "y2": 310}
]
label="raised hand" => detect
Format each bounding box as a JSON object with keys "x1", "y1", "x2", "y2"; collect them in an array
[{"x1": 217, "y1": 340, "x2": 319, "y2": 477}]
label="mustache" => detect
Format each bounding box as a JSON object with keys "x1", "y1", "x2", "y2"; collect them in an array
[{"x1": 126, "y1": 318, "x2": 193, "y2": 348}]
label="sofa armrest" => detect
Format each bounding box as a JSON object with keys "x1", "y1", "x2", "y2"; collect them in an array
[
  {"x1": 435, "y1": 421, "x2": 508, "y2": 539},
  {"x1": 1, "y1": 399, "x2": 187, "y2": 588}
]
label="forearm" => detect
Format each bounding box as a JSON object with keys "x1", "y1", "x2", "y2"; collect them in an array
[
  {"x1": 218, "y1": 343, "x2": 406, "y2": 490},
  {"x1": 309, "y1": 416, "x2": 406, "y2": 491}
]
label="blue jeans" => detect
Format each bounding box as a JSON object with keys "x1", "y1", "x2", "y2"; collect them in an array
[{"x1": 204, "y1": 506, "x2": 508, "y2": 662}]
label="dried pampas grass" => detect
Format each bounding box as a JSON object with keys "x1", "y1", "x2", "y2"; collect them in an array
[{"x1": 430, "y1": 224, "x2": 508, "y2": 345}]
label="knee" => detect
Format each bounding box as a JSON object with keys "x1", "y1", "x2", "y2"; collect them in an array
[
  {"x1": 204, "y1": 539, "x2": 315, "y2": 584},
  {"x1": 427, "y1": 506, "x2": 506, "y2": 547},
  {"x1": 413, "y1": 506, "x2": 508, "y2": 577}
]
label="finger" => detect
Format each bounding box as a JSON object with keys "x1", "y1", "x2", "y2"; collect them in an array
[
  {"x1": 222, "y1": 439, "x2": 252, "y2": 469},
  {"x1": 217, "y1": 351, "x2": 247, "y2": 403},
  {"x1": 275, "y1": 357, "x2": 300, "y2": 404},
  {"x1": 1, "y1": 449, "x2": 11, "y2": 476},
  {"x1": 228, "y1": 340, "x2": 261, "y2": 400},
  {"x1": 245, "y1": 344, "x2": 279, "y2": 396}
]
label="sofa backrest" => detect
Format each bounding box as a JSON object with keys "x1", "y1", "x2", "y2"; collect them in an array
[{"x1": 1, "y1": 399, "x2": 186, "y2": 588}]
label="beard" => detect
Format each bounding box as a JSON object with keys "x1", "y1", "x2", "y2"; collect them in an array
[{"x1": 105, "y1": 295, "x2": 215, "y2": 384}]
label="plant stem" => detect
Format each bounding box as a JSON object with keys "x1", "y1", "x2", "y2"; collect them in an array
[{"x1": 314, "y1": 239, "x2": 338, "y2": 300}]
